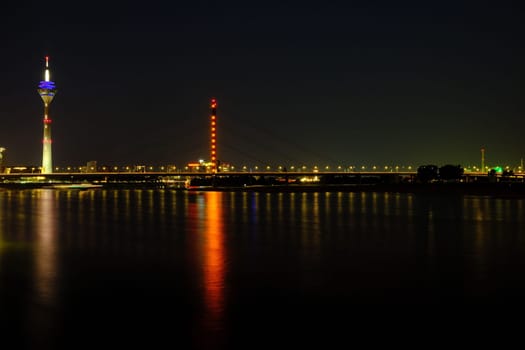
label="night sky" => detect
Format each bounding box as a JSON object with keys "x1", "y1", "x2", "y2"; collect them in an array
[{"x1": 1, "y1": 0, "x2": 523, "y2": 168}]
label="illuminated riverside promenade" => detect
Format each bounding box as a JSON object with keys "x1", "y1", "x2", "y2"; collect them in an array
[
  {"x1": 1, "y1": 169, "x2": 419, "y2": 178},
  {"x1": 4, "y1": 164, "x2": 521, "y2": 175}
]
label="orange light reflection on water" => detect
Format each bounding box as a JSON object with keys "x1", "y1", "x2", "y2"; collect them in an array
[
  {"x1": 202, "y1": 192, "x2": 226, "y2": 321},
  {"x1": 189, "y1": 191, "x2": 227, "y2": 348}
]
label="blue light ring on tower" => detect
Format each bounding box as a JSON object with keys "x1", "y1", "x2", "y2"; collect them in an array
[{"x1": 39, "y1": 81, "x2": 56, "y2": 89}]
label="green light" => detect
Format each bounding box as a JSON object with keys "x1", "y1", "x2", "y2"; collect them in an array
[{"x1": 494, "y1": 166, "x2": 503, "y2": 173}]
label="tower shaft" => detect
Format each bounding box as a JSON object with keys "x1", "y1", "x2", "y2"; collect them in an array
[{"x1": 42, "y1": 103, "x2": 52, "y2": 173}]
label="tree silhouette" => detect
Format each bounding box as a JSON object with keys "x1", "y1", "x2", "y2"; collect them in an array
[
  {"x1": 439, "y1": 165, "x2": 464, "y2": 181},
  {"x1": 417, "y1": 165, "x2": 438, "y2": 183}
]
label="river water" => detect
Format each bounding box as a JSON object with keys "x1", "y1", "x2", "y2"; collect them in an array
[{"x1": 1, "y1": 189, "x2": 525, "y2": 348}]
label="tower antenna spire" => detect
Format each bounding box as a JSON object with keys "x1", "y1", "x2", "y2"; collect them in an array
[{"x1": 44, "y1": 56, "x2": 50, "y2": 82}]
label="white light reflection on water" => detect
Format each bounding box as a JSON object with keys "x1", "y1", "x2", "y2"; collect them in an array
[{"x1": 34, "y1": 189, "x2": 59, "y2": 306}]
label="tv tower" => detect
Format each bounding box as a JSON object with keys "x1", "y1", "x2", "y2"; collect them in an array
[
  {"x1": 210, "y1": 98, "x2": 218, "y2": 173},
  {"x1": 37, "y1": 56, "x2": 57, "y2": 174}
]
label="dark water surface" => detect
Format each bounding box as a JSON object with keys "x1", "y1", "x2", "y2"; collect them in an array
[{"x1": 1, "y1": 189, "x2": 525, "y2": 348}]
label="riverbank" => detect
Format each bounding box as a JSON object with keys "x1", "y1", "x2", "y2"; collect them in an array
[
  {"x1": 187, "y1": 182, "x2": 525, "y2": 197},
  {"x1": 2, "y1": 181, "x2": 525, "y2": 197}
]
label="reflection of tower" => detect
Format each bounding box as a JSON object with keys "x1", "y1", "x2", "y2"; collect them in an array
[
  {"x1": 210, "y1": 98, "x2": 218, "y2": 173},
  {"x1": 202, "y1": 191, "x2": 225, "y2": 348},
  {"x1": 38, "y1": 56, "x2": 57, "y2": 174},
  {"x1": 35, "y1": 190, "x2": 58, "y2": 305},
  {"x1": 480, "y1": 147, "x2": 485, "y2": 172}
]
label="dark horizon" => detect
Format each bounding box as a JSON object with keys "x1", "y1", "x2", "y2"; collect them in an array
[{"x1": 1, "y1": 0, "x2": 523, "y2": 168}]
